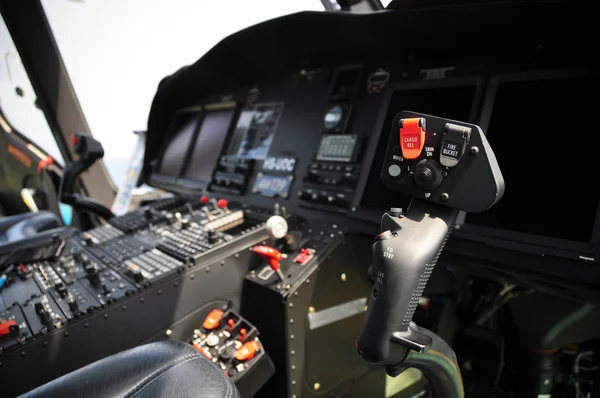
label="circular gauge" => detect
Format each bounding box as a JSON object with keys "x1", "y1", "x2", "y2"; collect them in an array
[{"x1": 323, "y1": 105, "x2": 344, "y2": 131}]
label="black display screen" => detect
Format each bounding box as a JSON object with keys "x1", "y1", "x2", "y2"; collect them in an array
[
  {"x1": 466, "y1": 76, "x2": 600, "y2": 243},
  {"x1": 361, "y1": 85, "x2": 477, "y2": 211},
  {"x1": 182, "y1": 108, "x2": 235, "y2": 183},
  {"x1": 158, "y1": 111, "x2": 200, "y2": 176}
]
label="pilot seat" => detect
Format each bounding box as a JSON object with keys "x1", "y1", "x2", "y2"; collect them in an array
[{"x1": 20, "y1": 340, "x2": 240, "y2": 398}]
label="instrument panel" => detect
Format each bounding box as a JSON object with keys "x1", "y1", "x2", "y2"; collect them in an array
[{"x1": 146, "y1": 65, "x2": 600, "y2": 278}]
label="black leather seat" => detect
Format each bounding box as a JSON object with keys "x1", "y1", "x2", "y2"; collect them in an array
[
  {"x1": 21, "y1": 341, "x2": 240, "y2": 398},
  {"x1": 0, "y1": 211, "x2": 61, "y2": 243}
]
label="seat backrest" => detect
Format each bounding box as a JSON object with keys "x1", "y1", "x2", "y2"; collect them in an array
[{"x1": 0, "y1": 211, "x2": 61, "y2": 242}]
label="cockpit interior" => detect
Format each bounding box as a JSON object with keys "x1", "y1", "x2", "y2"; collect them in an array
[{"x1": 0, "y1": 1, "x2": 598, "y2": 397}]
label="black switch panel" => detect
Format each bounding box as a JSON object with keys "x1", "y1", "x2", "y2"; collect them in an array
[
  {"x1": 79, "y1": 268, "x2": 135, "y2": 306},
  {"x1": 381, "y1": 111, "x2": 504, "y2": 212},
  {"x1": 21, "y1": 294, "x2": 67, "y2": 336},
  {"x1": 49, "y1": 280, "x2": 103, "y2": 321},
  {"x1": 0, "y1": 306, "x2": 31, "y2": 351}
]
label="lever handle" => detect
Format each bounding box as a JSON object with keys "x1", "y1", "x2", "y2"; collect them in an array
[
  {"x1": 60, "y1": 134, "x2": 105, "y2": 199},
  {"x1": 356, "y1": 200, "x2": 457, "y2": 364}
]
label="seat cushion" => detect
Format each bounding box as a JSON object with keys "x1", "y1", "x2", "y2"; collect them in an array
[{"x1": 20, "y1": 340, "x2": 240, "y2": 398}]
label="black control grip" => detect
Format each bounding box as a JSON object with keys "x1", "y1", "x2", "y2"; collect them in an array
[
  {"x1": 356, "y1": 201, "x2": 457, "y2": 364},
  {"x1": 60, "y1": 134, "x2": 105, "y2": 199}
]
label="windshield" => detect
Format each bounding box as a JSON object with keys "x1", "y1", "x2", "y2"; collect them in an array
[
  {"x1": 0, "y1": 17, "x2": 65, "y2": 165},
  {"x1": 40, "y1": 0, "x2": 323, "y2": 185}
]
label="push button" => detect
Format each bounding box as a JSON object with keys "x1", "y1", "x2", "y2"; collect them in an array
[{"x1": 399, "y1": 118, "x2": 426, "y2": 160}]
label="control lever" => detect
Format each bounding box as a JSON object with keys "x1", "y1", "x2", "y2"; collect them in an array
[
  {"x1": 252, "y1": 245, "x2": 287, "y2": 282},
  {"x1": 357, "y1": 112, "x2": 504, "y2": 398},
  {"x1": 59, "y1": 133, "x2": 114, "y2": 220}
]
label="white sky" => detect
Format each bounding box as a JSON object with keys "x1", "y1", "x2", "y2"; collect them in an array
[{"x1": 0, "y1": 0, "x2": 322, "y2": 185}]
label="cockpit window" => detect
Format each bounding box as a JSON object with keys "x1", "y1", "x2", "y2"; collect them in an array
[
  {"x1": 40, "y1": 0, "x2": 323, "y2": 184},
  {"x1": 0, "y1": 16, "x2": 65, "y2": 165}
]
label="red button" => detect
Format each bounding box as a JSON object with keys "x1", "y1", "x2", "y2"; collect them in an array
[
  {"x1": 399, "y1": 118, "x2": 426, "y2": 160},
  {"x1": 202, "y1": 309, "x2": 223, "y2": 330}
]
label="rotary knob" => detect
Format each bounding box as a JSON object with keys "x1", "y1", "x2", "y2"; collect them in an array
[{"x1": 412, "y1": 159, "x2": 443, "y2": 190}]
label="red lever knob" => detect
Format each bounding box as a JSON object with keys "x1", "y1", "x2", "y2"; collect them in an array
[
  {"x1": 71, "y1": 135, "x2": 78, "y2": 147},
  {"x1": 200, "y1": 195, "x2": 210, "y2": 204},
  {"x1": 227, "y1": 318, "x2": 235, "y2": 331},
  {"x1": 217, "y1": 199, "x2": 228, "y2": 208},
  {"x1": 252, "y1": 245, "x2": 286, "y2": 282},
  {"x1": 252, "y1": 245, "x2": 284, "y2": 261},
  {"x1": 267, "y1": 258, "x2": 281, "y2": 271},
  {"x1": 239, "y1": 328, "x2": 247, "y2": 342}
]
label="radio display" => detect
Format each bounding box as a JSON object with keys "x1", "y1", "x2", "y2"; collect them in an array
[
  {"x1": 181, "y1": 107, "x2": 236, "y2": 184},
  {"x1": 226, "y1": 102, "x2": 284, "y2": 160}
]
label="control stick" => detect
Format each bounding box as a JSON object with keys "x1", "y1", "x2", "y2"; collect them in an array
[
  {"x1": 356, "y1": 112, "x2": 504, "y2": 398},
  {"x1": 59, "y1": 133, "x2": 114, "y2": 220}
]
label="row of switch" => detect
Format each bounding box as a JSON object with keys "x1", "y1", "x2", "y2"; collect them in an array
[
  {"x1": 309, "y1": 163, "x2": 356, "y2": 172},
  {"x1": 191, "y1": 308, "x2": 266, "y2": 379},
  {"x1": 125, "y1": 249, "x2": 184, "y2": 283},
  {"x1": 298, "y1": 188, "x2": 351, "y2": 207}
]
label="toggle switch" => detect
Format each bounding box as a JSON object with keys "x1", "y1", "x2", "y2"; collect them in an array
[
  {"x1": 68, "y1": 296, "x2": 79, "y2": 313},
  {"x1": 200, "y1": 195, "x2": 210, "y2": 205},
  {"x1": 227, "y1": 318, "x2": 235, "y2": 331},
  {"x1": 239, "y1": 328, "x2": 247, "y2": 342},
  {"x1": 399, "y1": 118, "x2": 426, "y2": 160},
  {"x1": 217, "y1": 199, "x2": 229, "y2": 213}
]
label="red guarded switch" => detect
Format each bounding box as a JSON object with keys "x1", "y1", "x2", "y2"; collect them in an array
[
  {"x1": 200, "y1": 195, "x2": 210, "y2": 204},
  {"x1": 202, "y1": 309, "x2": 223, "y2": 330},
  {"x1": 0, "y1": 320, "x2": 18, "y2": 336},
  {"x1": 234, "y1": 341, "x2": 261, "y2": 361},
  {"x1": 399, "y1": 118, "x2": 426, "y2": 160},
  {"x1": 294, "y1": 248, "x2": 315, "y2": 265}
]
